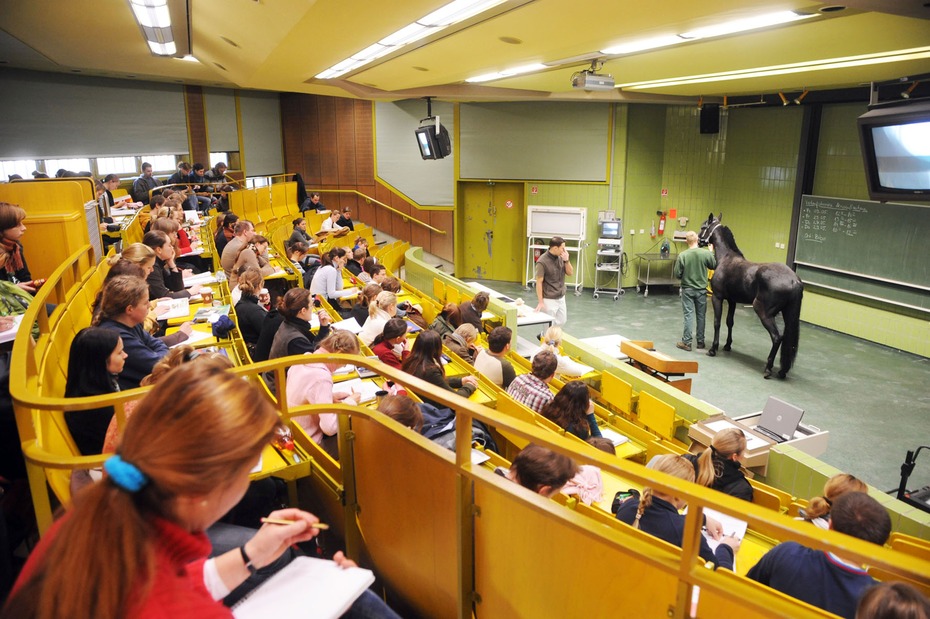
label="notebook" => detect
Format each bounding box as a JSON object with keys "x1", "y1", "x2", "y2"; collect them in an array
[
  {"x1": 753, "y1": 396, "x2": 804, "y2": 443},
  {"x1": 231, "y1": 556, "x2": 374, "y2": 619}
]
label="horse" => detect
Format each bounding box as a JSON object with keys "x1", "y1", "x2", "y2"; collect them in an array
[{"x1": 698, "y1": 213, "x2": 803, "y2": 379}]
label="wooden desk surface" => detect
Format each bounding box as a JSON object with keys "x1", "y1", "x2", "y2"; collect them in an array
[{"x1": 621, "y1": 340, "x2": 698, "y2": 375}]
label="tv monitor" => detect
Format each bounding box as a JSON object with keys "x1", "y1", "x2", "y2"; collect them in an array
[
  {"x1": 414, "y1": 122, "x2": 452, "y2": 160},
  {"x1": 600, "y1": 220, "x2": 622, "y2": 239},
  {"x1": 858, "y1": 100, "x2": 930, "y2": 202}
]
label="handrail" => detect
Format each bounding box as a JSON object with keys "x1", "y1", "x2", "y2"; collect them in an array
[{"x1": 320, "y1": 189, "x2": 447, "y2": 235}]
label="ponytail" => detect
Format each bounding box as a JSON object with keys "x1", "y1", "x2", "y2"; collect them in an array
[
  {"x1": 695, "y1": 447, "x2": 716, "y2": 487},
  {"x1": 805, "y1": 473, "x2": 867, "y2": 520}
]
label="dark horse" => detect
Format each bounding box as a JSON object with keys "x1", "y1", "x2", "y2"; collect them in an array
[{"x1": 698, "y1": 213, "x2": 803, "y2": 379}]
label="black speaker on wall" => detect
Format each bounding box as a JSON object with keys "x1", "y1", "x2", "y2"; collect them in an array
[{"x1": 700, "y1": 104, "x2": 720, "y2": 134}]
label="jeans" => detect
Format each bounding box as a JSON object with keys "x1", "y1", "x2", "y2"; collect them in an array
[{"x1": 680, "y1": 287, "x2": 707, "y2": 345}]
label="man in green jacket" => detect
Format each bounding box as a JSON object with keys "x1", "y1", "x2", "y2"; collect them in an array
[{"x1": 673, "y1": 231, "x2": 716, "y2": 352}]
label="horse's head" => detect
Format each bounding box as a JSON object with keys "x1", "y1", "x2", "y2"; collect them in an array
[{"x1": 698, "y1": 213, "x2": 722, "y2": 247}]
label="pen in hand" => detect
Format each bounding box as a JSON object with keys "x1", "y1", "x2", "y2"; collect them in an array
[{"x1": 261, "y1": 517, "x2": 329, "y2": 529}]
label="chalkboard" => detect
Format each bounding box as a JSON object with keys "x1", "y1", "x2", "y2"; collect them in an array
[
  {"x1": 794, "y1": 195, "x2": 930, "y2": 312},
  {"x1": 527, "y1": 206, "x2": 587, "y2": 240}
]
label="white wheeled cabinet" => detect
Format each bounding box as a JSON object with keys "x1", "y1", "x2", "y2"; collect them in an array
[{"x1": 593, "y1": 238, "x2": 627, "y2": 301}]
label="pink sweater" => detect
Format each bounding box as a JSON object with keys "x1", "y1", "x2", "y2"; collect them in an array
[{"x1": 285, "y1": 362, "x2": 338, "y2": 444}]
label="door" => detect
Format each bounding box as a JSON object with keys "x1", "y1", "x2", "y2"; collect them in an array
[{"x1": 461, "y1": 181, "x2": 524, "y2": 282}]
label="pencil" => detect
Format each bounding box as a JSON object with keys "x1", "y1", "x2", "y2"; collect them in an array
[{"x1": 261, "y1": 517, "x2": 329, "y2": 529}]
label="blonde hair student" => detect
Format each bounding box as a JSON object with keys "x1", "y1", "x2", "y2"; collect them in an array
[
  {"x1": 683, "y1": 427, "x2": 753, "y2": 502},
  {"x1": 800, "y1": 473, "x2": 868, "y2": 529}
]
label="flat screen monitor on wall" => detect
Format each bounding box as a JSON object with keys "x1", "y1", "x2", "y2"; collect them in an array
[
  {"x1": 414, "y1": 123, "x2": 452, "y2": 160},
  {"x1": 858, "y1": 100, "x2": 930, "y2": 202},
  {"x1": 600, "y1": 220, "x2": 622, "y2": 239}
]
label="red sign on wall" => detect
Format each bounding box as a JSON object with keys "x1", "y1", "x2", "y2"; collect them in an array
[
  {"x1": 661, "y1": 189, "x2": 668, "y2": 196},
  {"x1": 531, "y1": 186, "x2": 538, "y2": 194}
]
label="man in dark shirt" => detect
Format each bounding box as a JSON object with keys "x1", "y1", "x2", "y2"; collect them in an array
[
  {"x1": 747, "y1": 492, "x2": 891, "y2": 619},
  {"x1": 534, "y1": 236, "x2": 573, "y2": 327},
  {"x1": 131, "y1": 162, "x2": 162, "y2": 203}
]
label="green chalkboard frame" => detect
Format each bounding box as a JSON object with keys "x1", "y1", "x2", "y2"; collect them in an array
[{"x1": 794, "y1": 195, "x2": 930, "y2": 313}]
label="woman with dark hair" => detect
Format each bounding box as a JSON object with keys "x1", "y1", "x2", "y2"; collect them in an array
[
  {"x1": 309, "y1": 247, "x2": 358, "y2": 308},
  {"x1": 401, "y1": 330, "x2": 477, "y2": 407},
  {"x1": 0, "y1": 202, "x2": 39, "y2": 293},
  {"x1": 142, "y1": 230, "x2": 202, "y2": 300},
  {"x1": 214, "y1": 211, "x2": 238, "y2": 255},
  {"x1": 371, "y1": 317, "x2": 410, "y2": 369},
  {"x1": 540, "y1": 380, "x2": 602, "y2": 440},
  {"x1": 63, "y1": 327, "x2": 127, "y2": 456},
  {"x1": 503, "y1": 444, "x2": 579, "y2": 497},
  {"x1": 287, "y1": 217, "x2": 312, "y2": 248},
  {"x1": 376, "y1": 395, "x2": 422, "y2": 431},
  {"x1": 93, "y1": 275, "x2": 169, "y2": 390},
  {"x1": 231, "y1": 234, "x2": 275, "y2": 287},
  {"x1": 3, "y1": 363, "x2": 330, "y2": 619},
  {"x1": 264, "y1": 288, "x2": 332, "y2": 391}
]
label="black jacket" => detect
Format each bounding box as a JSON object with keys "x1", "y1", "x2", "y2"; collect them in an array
[{"x1": 684, "y1": 452, "x2": 754, "y2": 502}]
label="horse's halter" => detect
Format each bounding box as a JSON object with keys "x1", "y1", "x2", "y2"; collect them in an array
[{"x1": 699, "y1": 221, "x2": 721, "y2": 247}]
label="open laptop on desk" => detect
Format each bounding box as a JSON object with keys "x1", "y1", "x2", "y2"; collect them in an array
[{"x1": 753, "y1": 396, "x2": 804, "y2": 443}]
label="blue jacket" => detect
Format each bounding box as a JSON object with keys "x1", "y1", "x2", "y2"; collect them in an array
[
  {"x1": 97, "y1": 318, "x2": 169, "y2": 390},
  {"x1": 615, "y1": 495, "x2": 734, "y2": 570}
]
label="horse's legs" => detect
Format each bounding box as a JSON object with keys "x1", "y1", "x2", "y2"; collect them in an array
[
  {"x1": 707, "y1": 295, "x2": 723, "y2": 357},
  {"x1": 752, "y1": 298, "x2": 783, "y2": 379},
  {"x1": 723, "y1": 301, "x2": 736, "y2": 352}
]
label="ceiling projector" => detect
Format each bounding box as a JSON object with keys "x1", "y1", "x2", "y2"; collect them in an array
[{"x1": 572, "y1": 71, "x2": 615, "y2": 91}]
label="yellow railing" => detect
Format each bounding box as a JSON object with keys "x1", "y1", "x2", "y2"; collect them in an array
[{"x1": 319, "y1": 189, "x2": 446, "y2": 235}]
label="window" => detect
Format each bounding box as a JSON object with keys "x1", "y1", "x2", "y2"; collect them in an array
[
  {"x1": 0, "y1": 159, "x2": 39, "y2": 180},
  {"x1": 246, "y1": 176, "x2": 270, "y2": 188},
  {"x1": 96, "y1": 156, "x2": 138, "y2": 176},
  {"x1": 141, "y1": 155, "x2": 178, "y2": 173},
  {"x1": 209, "y1": 152, "x2": 228, "y2": 169},
  {"x1": 45, "y1": 158, "x2": 91, "y2": 176}
]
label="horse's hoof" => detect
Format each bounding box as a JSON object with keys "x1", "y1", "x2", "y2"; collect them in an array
[
  {"x1": 707, "y1": 349, "x2": 716, "y2": 357},
  {"x1": 723, "y1": 345, "x2": 731, "y2": 352}
]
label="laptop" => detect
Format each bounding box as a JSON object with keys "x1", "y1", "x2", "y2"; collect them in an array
[{"x1": 753, "y1": 397, "x2": 804, "y2": 443}]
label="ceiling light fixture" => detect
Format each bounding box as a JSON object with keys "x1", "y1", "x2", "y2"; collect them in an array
[
  {"x1": 598, "y1": 11, "x2": 816, "y2": 58},
  {"x1": 618, "y1": 47, "x2": 930, "y2": 90},
  {"x1": 794, "y1": 89, "x2": 809, "y2": 104},
  {"x1": 465, "y1": 63, "x2": 548, "y2": 83},
  {"x1": 315, "y1": 0, "x2": 507, "y2": 79},
  {"x1": 128, "y1": 0, "x2": 177, "y2": 56}
]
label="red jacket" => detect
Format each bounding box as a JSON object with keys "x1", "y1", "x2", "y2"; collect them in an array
[
  {"x1": 13, "y1": 515, "x2": 229, "y2": 618},
  {"x1": 371, "y1": 340, "x2": 409, "y2": 369}
]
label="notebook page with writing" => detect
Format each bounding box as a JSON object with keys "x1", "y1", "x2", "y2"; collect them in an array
[{"x1": 231, "y1": 556, "x2": 374, "y2": 619}]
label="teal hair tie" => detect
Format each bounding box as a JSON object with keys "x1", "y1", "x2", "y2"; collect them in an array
[{"x1": 104, "y1": 454, "x2": 149, "y2": 493}]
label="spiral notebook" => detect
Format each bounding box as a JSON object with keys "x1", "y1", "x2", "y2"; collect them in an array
[{"x1": 231, "y1": 556, "x2": 375, "y2": 619}]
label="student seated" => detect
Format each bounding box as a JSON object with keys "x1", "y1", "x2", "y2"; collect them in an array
[
  {"x1": 336, "y1": 206, "x2": 355, "y2": 232},
  {"x1": 615, "y1": 454, "x2": 740, "y2": 570},
  {"x1": 376, "y1": 394, "x2": 423, "y2": 432},
  {"x1": 401, "y1": 330, "x2": 477, "y2": 408},
  {"x1": 142, "y1": 230, "x2": 202, "y2": 300},
  {"x1": 506, "y1": 349, "x2": 557, "y2": 413},
  {"x1": 358, "y1": 291, "x2": 396, "y2": 347},
  {"x1": 265, "y1": 288, "x2": 332, "y2": 391},
  {"x1": 357, "y1": 258, "x2": 385, "y2": 285},
  {"x1": 308, "y1": 248, "x2": 358, "y2": 310},
  {"x1": 214, "y1": 212, "x2": 238, "y2": 255},
  {"x1": 683, "y1": 427, "x2": 753, "y2": 502},
  {"x1": 856, "y1": 581, "x2": 930, "y2": 619},
  {"x1": 220, "y1": 220, "x2": 256, "y2": 286},
  {"x1": 562, "y1": 436, "x2": 614, "y2": 505},
  {"x1": 458, "y1": 291, "x2": 489, "y2": 330},
  {"x1": 94, "y1": 275, "x2": 169, "y2": 390},
  {"x1": 318, "y1": 209, "x2": 348, "y2": 236},
  {"x1": 64, "y1": 327, "x2": 126, "y2": 456},
  {"x1": 499, "y1": 443, "x2": 579, "y2": 498},
  {"x1": 442, "y1": 323, "x2": 479, "y2": 365},
  {"x1": 287, "y1": 217, "x2": 312, "y2": 249},
  {"x1": 285, "y1": 331, "x2": 362, "y2": 458},
  {"x1": 231, "y1": 234, "x2": 275, "y2": 288},
  {"x1": 345, "y1": 247, "x2": 365, "y2": 277},
  {"x1": 3, "y1": 362, "x2": 342, "y2": 619},
  {"x1": 534, "y1": 325, "x2": 593, "y2": 377},
  {"x1": 748, "y1": 491, "x2": 892, "y2": 619},
  {"x1": 370, "y1": 318, "x2": 410, "y2": 369},
  {"x1": 474, "y1": 326, "x2": 516, "y2": 389},
  {"x1": 797, "y1": 473, "x2": 867, "y2": 530},
  {"x1": 349, "y1": 283, "x2": 382, "y2": 327},
  {"x1": 234, "y1": 267, "x2": 267, "y2": 353},
  {"x1": 540, "y1": 380, "x2": 602, "y2": 440}
]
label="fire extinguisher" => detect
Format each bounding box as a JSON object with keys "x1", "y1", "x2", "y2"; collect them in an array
[{"x1": 658, "y1": 211, "x2": 667, "y2": 235}]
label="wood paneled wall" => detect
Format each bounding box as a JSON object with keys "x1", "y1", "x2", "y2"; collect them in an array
[
  {"x1": 281, "y1": 93, "x2": 453, "y2": 262},
  {"x1": 184, "y1": 86, "x2": 209, "y2": 165}
]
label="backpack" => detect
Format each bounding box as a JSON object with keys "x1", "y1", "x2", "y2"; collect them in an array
[{"x1": 418, "y1": 402, "x2": 498, "y2": 453}]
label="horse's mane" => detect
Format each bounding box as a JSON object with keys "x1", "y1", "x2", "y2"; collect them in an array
[{"x1": 716, "y1": 225, "x2": 744, "y2": 258}]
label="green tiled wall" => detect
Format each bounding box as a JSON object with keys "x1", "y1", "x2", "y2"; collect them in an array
[
  {"x1": 766, "y1": 444, "x2": 930, "y2": 538},
  {"x1": 813, "y1": 102, "x2": 870, "y2": 199}
]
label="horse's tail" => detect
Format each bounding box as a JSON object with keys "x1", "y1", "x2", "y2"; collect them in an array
[{"x1": 780, "y1": 283, "x2": 803, "y2": 374}]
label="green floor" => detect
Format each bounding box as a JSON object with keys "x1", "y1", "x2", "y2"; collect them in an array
[{"x1": 464, "y1": 279, "x2": 930, "y2": 494}]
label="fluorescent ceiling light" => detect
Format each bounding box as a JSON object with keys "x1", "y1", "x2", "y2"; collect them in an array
[
  {"x1": 147, "y1": 40, "x2": 176, "y2": 56},
  {"x1": 679, "y1": 10, "x2": 814, "y2": 40},
  {"x1": 315, "y1": 0, "x2": 507, "y2": 79},
  {"x1": 130, "y1": 0, "x2": 172, "y2": 28},
  {"x1": 600, "y1": 35, "x2": 685, "y2": 56},
  {"x1": 466, "y1": 63, "x2": 548, "y2": 83},
  {"x1": 617, "y1": 46, "x2": 930, "y2": 90}
]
